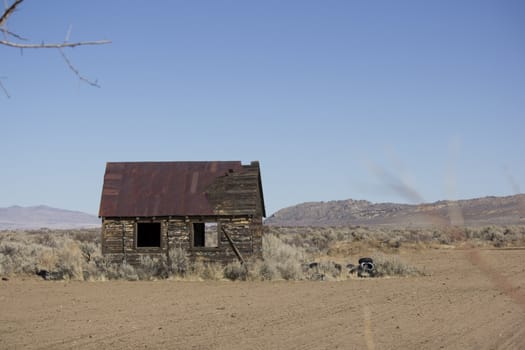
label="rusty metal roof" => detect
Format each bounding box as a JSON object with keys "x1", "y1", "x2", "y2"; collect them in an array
[{"x1": 99, "y1": 161, "x2": 264, "y2": 218}]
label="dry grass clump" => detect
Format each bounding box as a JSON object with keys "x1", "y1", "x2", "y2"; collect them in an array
[
  {"x1": 0, "y1": 239, "x2": 41, "y2": 275},
  {"x1": 371, "y1": 253, "x2": 423, "y2": 277},
  {"x1": 191, "y1": 261, "x2": 224, "y2": 281},
  {"x1": 223, "y1": 261, "x2": 248, "y2": 281},
  {"x1": 101, "y1": 263, "x2": 138, "y2": 281},
  {"x1": 168, "y1": 247, "x2": 188, "y2": 276},
  {"x1": 259, "y1": 234, "x2": 306, "y2": 280},
  {"x1": 55, "y1": 239, "x2": 85, "y2": 279},
  {"x1": 136, "y1": 255, "x2": 168, "y2": 280},
  {"x1": 220, "y1": 234, "x2": 308, "y2": 281}
]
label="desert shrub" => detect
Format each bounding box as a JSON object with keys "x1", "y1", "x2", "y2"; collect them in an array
[
  {"x1": 270, "y1": 225, "x2": 525, "y2": 251},
  {"x1": 0, "y1": 240, "x2": 40, "y2": 275},
  {"x1": 500, "y1": 226, "x2": 525, "y2": 246},
  {"x1": 101, "y1": 262, "x2": 139, "y2": 281},
  {"x1": 349, "y1": 227, "x2": 372, "y2": 242},
  {"x1": 433, "y1": 230, "x2": 453, "y2": 245},
  {"x1": 480, "y1": 226, "x2": 516, "y2": 247},
  {"x1": 70, "y1": 229, "x2": 100, "y2": 243},
  {"x1": 37, "y1": 247, "x2": 59, "y2": 270},
  {"x1": 194, "y1": 262, "x2": 223, "y2": 280},
  {"x1": 6, "y1": 225, "x2": 523, "y2": 281},
  {"x1": 79, "y1": 243, "x2": 110, "y2": 280},
  {"x1": 135, "y1": 254, "x2": 168, "y2": 280},
  {"x1": 0, "y1": 231, "x2": 107, "y2": 280},
  {"x1": 82, "y1": 260, "x2": 105, "y2": 281},
  {"x1": 457, "y1": 226, "x2": 525, "y2": 247},
  {"x1": 79, "y1": 241, "x2": 98, "y2": 263},
  {"x1": 55, "y1": 239, "x2": 84, "y2": 280},
  {"x1": 262, "y1": 234, "x2": 306, "y2": 280},
  {"x1": 32, "y1": 232, "x2": 60, "y2": 248},
  {"x1": 167, "y1": 247, "x2": 188, "y2": 276},
  {"x1": 300, "y1": 260, "x2": 344, "y2": 281},
  {"x1": 223, "y1": 261, "x2": 248, "y2": 281},
  {"x1": 277, "y1": 226, "x2": 356, "y2": 254},
  {"x1": 309, "y1": 232, "x2": 330, "y2": 253},
  {"x1": 116, "y1": 263, "x2": 139, "y2": 281},
  {"x1": 372, "y1": 253, "x2": 421, "y2": 277},
  {"x1": 84, "y1": 254, "x2": 119, "y2": 280},
  {"x1": 319, "y1": 261, "x2": 343, "y2": 279},
  {"x1": 254, "y1": 260, "x2": 278, "y2": 281},
  {"x1": 276, "y1": 260, "x2": 303, "y2": 280}
]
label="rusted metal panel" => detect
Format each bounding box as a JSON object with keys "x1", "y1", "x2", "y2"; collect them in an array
[{"x1": 99, "y1": 161, "x2": 264, "y2": 218}]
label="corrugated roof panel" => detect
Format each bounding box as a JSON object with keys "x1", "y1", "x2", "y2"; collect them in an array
[{"x1": 99, "y1": 161, "x2": 263, "y2": 218}]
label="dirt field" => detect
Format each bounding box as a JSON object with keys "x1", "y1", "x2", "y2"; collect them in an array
[{"x1": 1, "y1": 248, "x2": 524, "y2": 350}]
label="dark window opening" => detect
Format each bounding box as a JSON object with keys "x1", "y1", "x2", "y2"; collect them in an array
[
  {"x1": 193, "y1": 222, "x2": 219, "y2": 248},
  {"x1": 193, "y1": 223, "x2": 205, "y2": 247},
  {"x1": 137, "y1": 222, "x2": 161, "y2": 247}
]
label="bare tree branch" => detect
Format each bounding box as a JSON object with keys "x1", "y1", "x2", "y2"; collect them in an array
[
  {"x1": 58, "y1": 48, "x2": 100, "y2": 88},
  {"x1": 1, "y1": 0, "x2": 110, "y2": 96},
  {"x1": 0, "y1": 38, "x2": 111, "y2": 49},
  {"x1": 0, "y1": 0, "x2": 22, "y2": 27}
]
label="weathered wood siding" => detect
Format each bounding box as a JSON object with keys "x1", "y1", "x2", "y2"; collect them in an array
[
  {"x1": 101, "y1": 216, "x2": 263, "y2": 265},
  {"x1": 206, "y1": 163, "x2": 264, "y2": 217}
]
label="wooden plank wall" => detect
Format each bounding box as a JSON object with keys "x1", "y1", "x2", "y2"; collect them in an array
[
  {"x1": 206, "y1": 164, "x2": 264, "y2": 217},
  {"x1": 101, "y1": 216, "x2": 263, "y2": 265}
]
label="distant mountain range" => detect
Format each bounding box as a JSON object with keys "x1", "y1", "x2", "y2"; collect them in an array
[
  {"x1": 3, "y1": 194, "x2": 524, "y2": 230},
  {"x1": 0, "y1": 205, "x2": 100, "y2": 230},
  {"x1": 265, "y1": 194, "x2": 525, "y2": 227}
]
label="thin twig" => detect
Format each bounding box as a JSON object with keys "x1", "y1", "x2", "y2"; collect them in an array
[
  {"x1": 0, "y1": 39, "x2": 111, "y2": 49},
  {"x1": 58, "y1": 48, "x2": 100, "y2": 87}
]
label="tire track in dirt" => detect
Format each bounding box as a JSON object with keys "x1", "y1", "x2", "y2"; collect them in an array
[
  {"x1": 492, "y1": 322, "x2": 525, "y2": 349},
  {"x1": 215, "y1": 285, "x2": 363, "y2": 350},
  {"x1": 362, "y1": 304, "x2": 375, "y2": 350},
  {"x1": 465, "y1": 249, "x2": 525, "y2": 310}
]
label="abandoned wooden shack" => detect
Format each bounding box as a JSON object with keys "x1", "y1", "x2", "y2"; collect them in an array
[{"x1": 98, "y1": 161, "x2": 265, "y2": 265}]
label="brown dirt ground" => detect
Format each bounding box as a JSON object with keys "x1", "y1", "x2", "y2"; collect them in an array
[{"x1": 1, "y1": 248, "x2": 524, "y2": 350}]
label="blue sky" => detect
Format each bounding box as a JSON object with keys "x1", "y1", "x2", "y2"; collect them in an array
[{"x1": 1, "y1": 0, "x2": 524, "y2": 216}]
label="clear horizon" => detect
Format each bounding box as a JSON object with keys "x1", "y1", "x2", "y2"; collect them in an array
[
  {"x1": 2, "y1": 1, "x2": 524, "y2": 216},
  {"x1": 2, "y1": 193, "x2": 524, "y2": 217}
]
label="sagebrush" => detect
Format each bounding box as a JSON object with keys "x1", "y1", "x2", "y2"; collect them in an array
[{"x1": 3, "y1": 224, "x2": 517, "y2": 281}]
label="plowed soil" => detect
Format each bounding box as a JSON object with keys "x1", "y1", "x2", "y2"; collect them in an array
[{"x1": 1, "y1": 249, "x2": 524, "y2": 349}]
